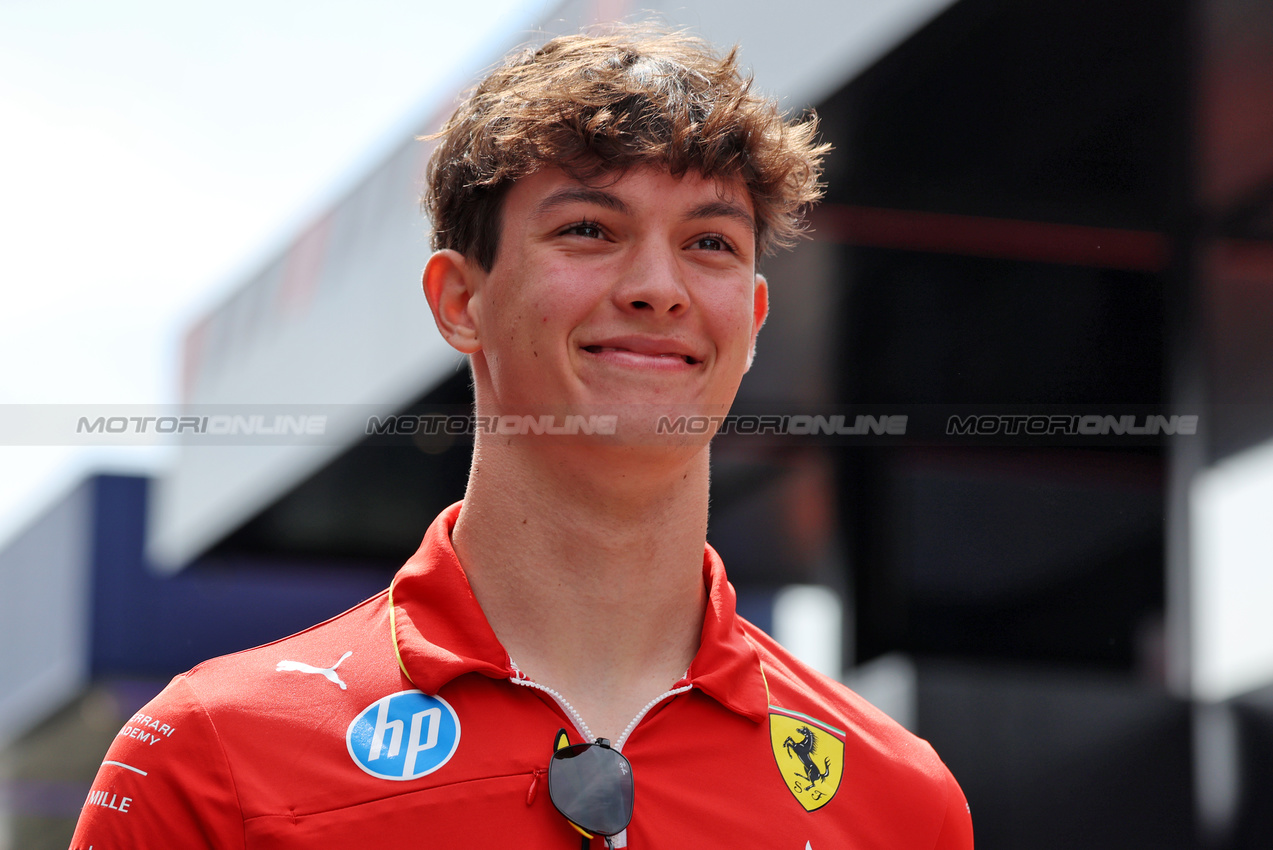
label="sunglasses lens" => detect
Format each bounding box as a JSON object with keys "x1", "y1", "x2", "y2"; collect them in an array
[{"x1": 548, "y1": 743, "x2": 634, "y2": 836}]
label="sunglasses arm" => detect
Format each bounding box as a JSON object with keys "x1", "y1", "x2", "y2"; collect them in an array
[{"x1": 568, "y1": 825, "x2": 615, "y2": 850}]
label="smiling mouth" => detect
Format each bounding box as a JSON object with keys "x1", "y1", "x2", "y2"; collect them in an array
[{"x1": 583, "y1": 345, "x2": 700, "y2": 365}]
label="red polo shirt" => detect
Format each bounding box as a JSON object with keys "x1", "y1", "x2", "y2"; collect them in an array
[{"x1": 71, "y1": 503, "x2": 972, "y2": 849}]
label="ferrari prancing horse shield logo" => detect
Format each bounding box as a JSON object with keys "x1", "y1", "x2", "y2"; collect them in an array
[{"x1": 769, "y1": 707, "x2": 845, "y2": 812}]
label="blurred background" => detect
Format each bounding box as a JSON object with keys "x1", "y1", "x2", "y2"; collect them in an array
[{"x1": 4, "y1": 0, "x2": 1273, "y2": 847}]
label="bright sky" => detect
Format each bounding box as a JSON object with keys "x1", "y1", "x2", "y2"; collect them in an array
[{"x1": 0, "y1": 0, "x2": 544, "y2": 547}]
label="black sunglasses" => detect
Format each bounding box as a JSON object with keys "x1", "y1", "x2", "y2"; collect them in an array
[{"x1": 548, "y1": 731, "x2": 634, "y2": 849}]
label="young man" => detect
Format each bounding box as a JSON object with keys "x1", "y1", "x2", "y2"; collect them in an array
[{"x1": 72, "y1": 27, "x2": 972, "y2": 849}]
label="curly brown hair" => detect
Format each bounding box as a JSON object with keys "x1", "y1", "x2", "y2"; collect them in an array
[{"x1": 423, "y1": 24, "x2": 830, "y2": 270}]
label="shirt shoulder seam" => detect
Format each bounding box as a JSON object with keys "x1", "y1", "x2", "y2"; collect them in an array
[{"x1": 173, "y1": 674, "x2": 249, "y2": 849}]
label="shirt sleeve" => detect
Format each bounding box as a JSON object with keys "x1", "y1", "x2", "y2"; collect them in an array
[
  {"x1": 932, "y1": 766, "x2": 975, "y2": 849},
  {"x1": 69, "y1": 675, "x2": 245, "y2": 850}
]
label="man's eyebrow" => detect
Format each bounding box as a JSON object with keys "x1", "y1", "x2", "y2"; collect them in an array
[
  {"x1": 533, "y1": 187, "x2": 631, "y2": 218},
  {"x1": 684, "y1": 200, "x2": 755, "y2": 232}
]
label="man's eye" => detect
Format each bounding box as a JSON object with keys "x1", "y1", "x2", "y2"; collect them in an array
[
  {"x1": 692, "y1": 234, "x2": 734, "y2": 252},
  {"x1": 562, "y1": 222, "x2": 604, "y2": 239}
]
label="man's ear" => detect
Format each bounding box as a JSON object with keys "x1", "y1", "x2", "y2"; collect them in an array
[
  {"x1": 423, "y1": 249, "x2": 482, "y2": 354},
  {"x1": 746, "y1": 273, "x2": 769, "y2": 370}
]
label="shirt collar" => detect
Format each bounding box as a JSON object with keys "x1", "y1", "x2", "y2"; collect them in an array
[
  {"x1": 688, "y1": 544, "x2": 770, "y2": 723},
  {"x1": 389, "y1": 502, "x2": 511, "y2": 695},
  {"x1": 390, "y1": 502, "x2": 768, "y2": 724}
]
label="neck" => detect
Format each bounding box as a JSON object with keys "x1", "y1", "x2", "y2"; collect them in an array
[{"x1": 452, "y1": 435, "x2": 710, "y2": 741}]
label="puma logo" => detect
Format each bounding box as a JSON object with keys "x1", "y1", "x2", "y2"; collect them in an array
[{"x1": 276, "y1": 651, "x2": 353, "y2": 689}]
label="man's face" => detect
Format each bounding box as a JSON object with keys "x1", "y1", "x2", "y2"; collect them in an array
[{"x1": 463, "y1": 165, "x2": 768, "y2": 440}]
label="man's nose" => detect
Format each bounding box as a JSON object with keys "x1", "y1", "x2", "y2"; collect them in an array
[{"x1": 614, "y1": 240, "x2": 688, "y2": 315}]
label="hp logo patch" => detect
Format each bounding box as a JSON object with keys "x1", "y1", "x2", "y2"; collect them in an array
[{"x1": 346, "y1": 690, "x2": 460, "y2": 781}]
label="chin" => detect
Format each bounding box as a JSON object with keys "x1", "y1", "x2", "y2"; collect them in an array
[{"x1": 595, "y1": 401, "x2": 736, "y2": 449}]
